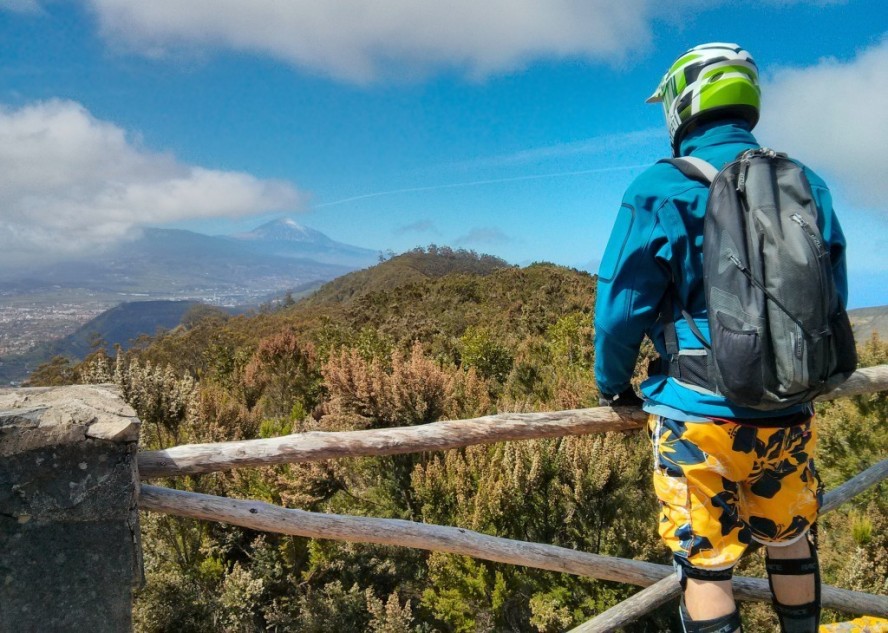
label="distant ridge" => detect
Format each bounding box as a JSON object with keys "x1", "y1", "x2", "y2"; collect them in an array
[
  {"x1": 73, "y1": 249, "x2": 596, "y2": 391},
  {"x1": 0, "y1": 221, "x2": 374, "y2": 304},
  {"x1": 0, "y1": 301, "x2": 212, "y2": 383},
  {"x1": 301, "y1": 246, "x2": 511, "y2": 307},
  {"x1": 0, "y1": 219, "x2": 382, "y2": 382},
  {"x1": 52, "y1": 300, "x2": 211, "y2": 358},
  {"x1": 848, "y1": 305, "x2": 888, "y2": 342}
]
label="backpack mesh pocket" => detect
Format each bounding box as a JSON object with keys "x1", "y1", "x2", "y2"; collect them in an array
[{"x1": 713, "y1": 311, "x2": 763, "y2": 404}]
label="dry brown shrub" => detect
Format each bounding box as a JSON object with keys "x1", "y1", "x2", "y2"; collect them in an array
[
  {"x1": 321, "y1": 341, "x2": 455, "y2": 428},
  {"x1": 243, "y1": 329, "x2": 321, "y2": 417},
  {"x1": 193, "y1": 382, "x2": 261, "y2": 443}
]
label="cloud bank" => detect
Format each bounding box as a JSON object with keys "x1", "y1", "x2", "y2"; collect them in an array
[
  {"x1": 395, "y1": 220, "x2": 439, "y2": 236},
  {"x1": 456, "y1": 227, "x2": 511, "y2": 246},
  {"x1": 0, "y1": 100, "x2": 300, "y2": 262},
  {"x1": 759, "y1": 37, "x2": 888, "y2": 209},
  {"x1": 84, "y1": 0, "x2": 661, "y2": 81}
]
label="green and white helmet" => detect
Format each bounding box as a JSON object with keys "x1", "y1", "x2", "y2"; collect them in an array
[{"x1": 647, "y1": 42, "x2": 761, "y2": 155}]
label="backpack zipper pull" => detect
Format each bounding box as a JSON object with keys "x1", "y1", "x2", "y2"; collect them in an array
[
  {"x1": 728, "y1": 254, "x2": 748, "y2": 273},
  {"x1": 791, "y1": 213, "x2": 824, "y2": 253},
  {"x1": 737, "y1": 156, "x2": 750, "y2": 193}
]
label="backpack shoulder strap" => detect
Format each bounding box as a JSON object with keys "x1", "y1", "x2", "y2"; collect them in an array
[{"x1": 659, "y1": 156, "x2": 719, "y2": 186}]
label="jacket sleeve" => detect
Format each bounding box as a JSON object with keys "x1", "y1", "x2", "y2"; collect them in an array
[
  {"x1": 811, "y1": 182, "x2": 849, "y2": 307},
  {"x1": 594, "y1": 191, "x2": 671, "y2": 397}
]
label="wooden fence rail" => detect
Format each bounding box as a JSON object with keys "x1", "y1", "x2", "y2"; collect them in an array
[
  {"x1": 567, "y1": 576, "x2": 679, "y2": 633},
  {"x1": 139, "y1": 456, "x2": 888, "y2": 618},
  {"x1": 137, "y1": 364, "x2": 888, "y2": 628},
  {"x1": 138, "y1": 365, "x2": 888, "y2": 479}
]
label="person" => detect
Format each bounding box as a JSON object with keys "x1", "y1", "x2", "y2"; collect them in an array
[{"x1": 593, "y1": 43, "x2": 848, "y2": 633}]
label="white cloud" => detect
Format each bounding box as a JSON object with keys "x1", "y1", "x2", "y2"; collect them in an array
[
  {"x1": 759, "y1": 37, "x2": 888, "y2": 209},
  {"x1": 395, "y1": 220, "x2": 439, "y2": 235},
  {"x1": 0, "y1": 100, "x2": 300, "y2": 262},
  {"x1": 83, "y1": 0, "x2": 662, "y2": 82},
  {"x1": 456, "y1": 227, "x2": 511, "y2": 246}
]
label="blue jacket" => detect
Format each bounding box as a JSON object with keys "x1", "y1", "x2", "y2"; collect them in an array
[{"x1": 594, "y1": 120, "x2": 848, "y2": 421}]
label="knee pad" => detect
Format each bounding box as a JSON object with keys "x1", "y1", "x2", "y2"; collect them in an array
[
  {"x1": 679, "y1": 599, "x2": 742, "y2": 633},
  {"x1": 674, "y1": 556, "x2": 734, "y2": 590},
  {"x1": 765, "y1": 538, "x2": 821, "y2": 633}
]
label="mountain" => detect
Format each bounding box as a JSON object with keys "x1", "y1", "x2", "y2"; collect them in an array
[
  {"x1": 849, "y1": 305, "x2": 888, "y2": 342},
  {"x1": 0, "y1": 221, "x2": 379, "y2": 308},
  {"x1": 0, "y1": 221, "x2": 379, "y2": 383},
  {"x1": 229, "y1": 218, "x2": 380, "y2": 269}
]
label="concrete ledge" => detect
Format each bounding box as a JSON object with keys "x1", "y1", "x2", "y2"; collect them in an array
[
  {"x1": 0, "y1": 384, "x2": 142, "y2": 633},
  {"x1": 0, "y1": 384, "x2": 140, "y2": 458}
]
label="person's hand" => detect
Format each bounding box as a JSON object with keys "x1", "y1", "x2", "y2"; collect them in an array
[{"x1": 599, "y1": 387, "x2": 643, "y2": 408}]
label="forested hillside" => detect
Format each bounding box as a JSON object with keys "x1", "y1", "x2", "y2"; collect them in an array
[{"x1": 34, "y1": 248, "x2": 888, "y2": 632}]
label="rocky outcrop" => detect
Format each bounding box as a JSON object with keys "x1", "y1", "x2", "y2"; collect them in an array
[{"x1": 0, "y1": 384, "x2": 142, "y2": 633}]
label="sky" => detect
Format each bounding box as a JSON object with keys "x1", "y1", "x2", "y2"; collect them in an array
[{"x1": 1, "y1": 0, "x2": 887, "y2": 307}]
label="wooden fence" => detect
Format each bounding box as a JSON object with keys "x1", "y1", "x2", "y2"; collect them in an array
[{"x1": 137, "y1": 365, "x2": 888, "y2": 631}]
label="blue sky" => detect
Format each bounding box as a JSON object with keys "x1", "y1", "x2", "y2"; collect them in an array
[{"x1": 1, "y1": 0, "x2": 886, "y2": 307}]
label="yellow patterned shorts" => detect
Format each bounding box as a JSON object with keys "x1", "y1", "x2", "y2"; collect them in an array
[{"x1": 649, "y1": 414, "x2": 821, "y2": 570}]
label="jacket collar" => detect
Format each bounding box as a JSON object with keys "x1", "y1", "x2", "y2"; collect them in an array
[{"x1": 678, "y1": 119, "x2": 757, "y2": 157}]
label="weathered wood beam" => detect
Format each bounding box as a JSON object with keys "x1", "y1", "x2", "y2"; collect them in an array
[
  {"x1": 821, "y1": 457, "x2": 888, "y2": 514},
  {"x1": 138, "y1": 364, "x2": 888, "y2": 479},
  {"x1": 139, "y1": 484, "x2": 664, "y2": 586},
  {"x1": 569, "y1": 457, "x2": 888, "y2": 630},
  {"x1": 138, "y1": 406, "x2": 647, "y2": 478},
  {"x1": 139, "y1": 485, "x2": 888, "y2": 616},
  {"x1": 566, "y1": 574, "x2": 680, "y2": 633},
  {"x1": 573, "y1": 569, "x2": 888, "y2": 632},
  {"x1": 817, "y1": 364, "x2": 888, "y2": 401}
]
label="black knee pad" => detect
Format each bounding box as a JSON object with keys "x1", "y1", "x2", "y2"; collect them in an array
[
  {"x1": 765, "y1": 537, "x2": 821, "y2": 633},
  {"x1": 679, "y1": 599, "x2": 743, "y2": 633},
  {"x1": 674, "y1": 556, "x2": 734, "y2": 590}
]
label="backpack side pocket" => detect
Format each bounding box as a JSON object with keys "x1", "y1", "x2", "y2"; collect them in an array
[{"x1": 712, "y1": 310, "x2": 763, "y2": 405}]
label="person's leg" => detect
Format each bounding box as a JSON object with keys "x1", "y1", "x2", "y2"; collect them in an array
[
  {"x1": 648, "y1": 417, "x2": 750, "y2": 632},
  {"x1": 675, "y1": 560, "x2": 741, "y2": 632},
  {"x1": 684, "y1": 578, "x2": 737, "y2": 619},
  {"x1": 680, "y1": 578, "x2": 742, "y2": 632},
  {"x1": 766, "y1": 535, "x2": 816, "y2": 604},
  {"x1": 743, "y1": 419, "x2": 821, "y2": 633},
  {"x1": 765, "y1": 534, "x2": 820, "y2": 633}
]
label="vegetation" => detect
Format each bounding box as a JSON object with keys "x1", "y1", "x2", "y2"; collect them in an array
[{"x1": 31, "y1": 248, "x2": 887, "y2": 632}]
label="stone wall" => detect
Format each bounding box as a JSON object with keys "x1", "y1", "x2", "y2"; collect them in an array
[{"x1": 0, "y1": 384, "x2": 142, "y2": 633}]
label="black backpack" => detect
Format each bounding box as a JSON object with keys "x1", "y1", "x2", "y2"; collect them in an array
[{"x1": 660, "y1": 148, "x2": 857, "y2": 410}]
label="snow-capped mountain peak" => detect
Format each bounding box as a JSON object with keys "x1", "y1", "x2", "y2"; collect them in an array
[
  {"x1": 228, "y1": 217, "x2": 379, "y2": 268},
  {"x1": 236, "y1": 218, "x2": 331, "y2": 244}
]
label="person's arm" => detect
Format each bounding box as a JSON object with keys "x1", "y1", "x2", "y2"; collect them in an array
[{"x1": 594, "y1": 192, "x2": 671, "y2": 398}]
